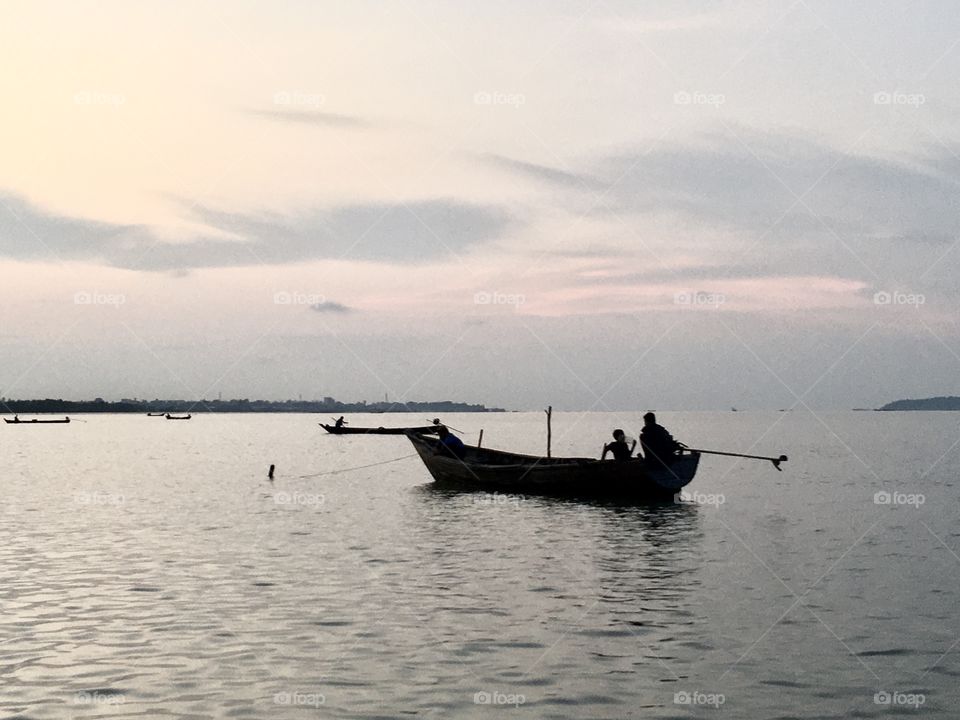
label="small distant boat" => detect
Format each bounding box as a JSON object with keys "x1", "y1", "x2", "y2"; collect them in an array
[
  {"x1": 165, "y1": 414, "x2": 192, "y2": 420},
  {"x1": 405, "y1": 431, "x2": 699, "y2": 500},
  {"x1": 4, "y1": 416, "x2": 71, "y2": 424},
  {"x1": 147, "y1": 412, "x2": 166, "y2": 417},
  {"x1": 320, "y1": 423, "x2": 440, "y2": 435}
]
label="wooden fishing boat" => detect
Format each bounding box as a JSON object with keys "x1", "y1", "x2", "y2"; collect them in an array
[
  {"x1": 405, "y1": 431, "x2": 699, "y2": 500},
  {"x1": 4, "y1": 416, "x2": 71, "y2": 424},
  {"x1": 147, "y1": 412, "x2": 166, "y2": 416},
  {"x1": 321, "y1": 423, "x2": 439, "y2": 435},
  {"x1": 165, "y1": 414, "x2": 192, "y2": 420}
]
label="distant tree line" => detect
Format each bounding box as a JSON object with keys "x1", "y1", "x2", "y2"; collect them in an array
[
  {"x1": 0, "y1": 397, "x2": 505, "y2": 414},
  {"x1": 877, "y1": 396, "x2": 960, "y2": 411}
]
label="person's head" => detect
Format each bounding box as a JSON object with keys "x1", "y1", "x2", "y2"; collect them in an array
[
  {"x1": 643, "y1": 412, "x2": 656, "y2": 426},
  {"x1": 612, "y1": 429, "x2": 625, "y2": 441},
  {"x1": 437, "y1": 425, "x2": 449, "y2": 438}
]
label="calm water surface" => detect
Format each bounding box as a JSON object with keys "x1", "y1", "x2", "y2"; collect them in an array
[{"x1": 2, "y1": 411, "x2": 959, "y2": 718}]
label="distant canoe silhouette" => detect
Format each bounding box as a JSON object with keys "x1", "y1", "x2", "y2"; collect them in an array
[
  {"x1": 4, "y1": 416, "x2": 71, "y2": 424},
  {"x1": 165, "y1": 414, "x2": 192, "y2": 420},
  {"x1": 147, "y1": 412, "x2": 166, "y2": 416},
  {"x1": 320, "y1": 423, "x2": 439, "y2": 435}
]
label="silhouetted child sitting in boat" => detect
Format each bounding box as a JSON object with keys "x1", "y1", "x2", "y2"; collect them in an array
[
  {"x1": 601, "y1": 429, "x2": 635, "y2": 461},
  {"x1": 334, "y1": 416, "x2": 346, "y2": 428},
  {"x1": 436, "y1": 425, "x2": 467, "y2": 460}
]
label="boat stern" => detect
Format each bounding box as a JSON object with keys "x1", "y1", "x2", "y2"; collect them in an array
[{"x1": 646, "y1": 452, "x2": 700, "y2": 494}]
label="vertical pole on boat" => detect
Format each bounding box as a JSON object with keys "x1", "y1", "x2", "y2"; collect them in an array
[
  {"x1": 545, "y1": 406, "x2": 552, "y2": 458},
  {"x1": 478, "y1": 429, "x2": 484, "y2": 448}
]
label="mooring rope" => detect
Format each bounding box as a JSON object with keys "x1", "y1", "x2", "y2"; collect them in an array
[{"x1": 292, "y1": 453, "x2": 419, "y2": 479}]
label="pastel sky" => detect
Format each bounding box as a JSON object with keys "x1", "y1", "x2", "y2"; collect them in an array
[{"x1": 2, "y1": 0, "x2": 959, "y2": 410}]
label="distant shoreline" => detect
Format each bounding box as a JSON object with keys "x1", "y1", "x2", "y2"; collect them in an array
[
  {"x1": 876, "y1": 396, "x2": 960, "y2": 411},
  {"x1": 0, "y1": 399, "x2": 506, "y2": 414}
]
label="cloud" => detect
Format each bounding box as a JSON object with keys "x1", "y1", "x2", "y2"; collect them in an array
[
  {"x1": 572, "y1": 262, "x2": 781, "y2": 286},
  {"x1": 0, "y1": 194, "x2": 140, "y2": 264},
  {"x1": 479, "y1": 153, "x2": 600, "y2": 190},
  {"x1": 484, "y1": 127, "x2": 960, "y2": 286},
  {"x1": 185, "y1": 199, "x2": 512, "y2": 268},
  {"x1": 485, "y1": 127, "x2": 960, "y2": 242},
  {"x1": 311, "y1": 300, "x2": 354, "y2": 313},
  {"x1": 0, "y1": 194, "x2": 512, "y2": 271},
  {"x1": 592, "y1": 128, "x2": 960, "y2": 242}
]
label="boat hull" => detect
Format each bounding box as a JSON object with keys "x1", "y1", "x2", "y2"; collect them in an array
[
  {"x1": 406, "y1": 432, "x2": 698, "y2": 500},
  {"x1": 4, "y1": 417, "x2": 70, "y2": 424},
  {"x1": 321, "y1": 424, "x2": 439, "y2": 435}
]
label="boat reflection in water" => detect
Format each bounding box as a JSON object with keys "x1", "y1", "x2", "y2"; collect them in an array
[
  {"x1": 406, "y1": 484, "x2": 707, "y2": 686},
  {"x1": 410, "y1": 482, "x2": 705, "y2": 592}
]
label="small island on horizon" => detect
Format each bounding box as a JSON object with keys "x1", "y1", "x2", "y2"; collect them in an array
[
  {"x1": 877, "y1": 396, "x2": 960, "y2": 411},
  {"x1": 0, "y1": 396, "x2": 506, "y2": 415}
]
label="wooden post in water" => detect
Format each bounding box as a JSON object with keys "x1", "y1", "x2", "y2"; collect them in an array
[
  {"x1": 545, "y1": 406, "x2": 552, "y2": 458},
  {"x1": 268, "y1": 464, "x2": 275, "y2": 480}
]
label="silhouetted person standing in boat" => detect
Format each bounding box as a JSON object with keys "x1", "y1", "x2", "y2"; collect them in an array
[
  {"x1": 640, "y1": 412, "x2": 680, "y2": 467},
  {"x1": 436, "y1": 425, "x2": 467, "y2": 460},
  {"x1": 601, "y1": 429, "x2": 636, "y2": 461}
]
